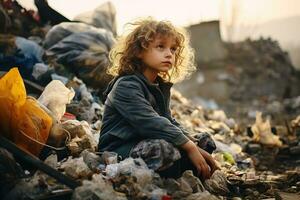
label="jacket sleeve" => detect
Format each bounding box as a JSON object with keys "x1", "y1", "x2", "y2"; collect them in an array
[
  {"x1": 108, "y1": 79, "x2": 189, "y2": 146},
  {"x1": 170, "y1": 117, "x2": 199, "y2": 142},
  {"x1": 170, "y1": 118, "x2": 190, "y2": 136},
  {"x1": 164, "y1": 99, "x2": 191, "y2": 137}
]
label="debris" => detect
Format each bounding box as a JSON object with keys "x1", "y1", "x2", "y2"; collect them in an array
[
  {"x1": 0, "y1": 68, "x2": 52, "y2": 156},
  {"x1": 38, "y1": 80, "x2": 75, "y2": 121},
  {"x1": 251, "y1": 112, "x2": 282, "y2": 147},
  {"x1": 60, "y1": 156, "x2": 93, "y2": 180},
  {"x1": 0, "y1": 147, "x2": 25, "y2": 197},
  {"x1": 80, "y1": 150, "x2": 102, "y2": 172},
  {"x1": 185, "y1": 191, "x2": 219, "y2": 200},
  {"x1": 72, "y1": 174, "x2": 127, "y2": 200},
  {"x1": 178, "y1": 170, "x2": 206, "y2": 193},
  {"x1": 74, "y1": 1, "x2": 117, "y2": 36},
  {"x1": 204, "y1": 170, "x2": 230, "y2": 196},
  {"x1": 0, "y1": 0, "x2": 42, "y2": 37},
  {"x1": 106, "y1": 158, "x2": 153, "y2": 187},
  {"x1": 0, "y1": 35, "x2": 45, "y2": 80},
  {"x1": 66, "y1": 77, "x2": 104, "y2": 124},
  {"x1": 290, "y1": 146, "x2": 300, "y2": 155},
  {"x1": 0, "y1": 136, "x2": 80, "y2": 189},
  {"x1": 0, "y1": 3, "x2": 299, "y2": 199},
  {"x1": 44, "y1": 22, "x2": 115, "y2": 90}
]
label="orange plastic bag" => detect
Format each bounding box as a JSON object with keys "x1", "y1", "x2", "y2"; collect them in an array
[{"x1": 0, "y1": 68, "x2": 52, "y2": 156}]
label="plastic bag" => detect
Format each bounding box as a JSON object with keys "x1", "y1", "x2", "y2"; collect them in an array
[
  {"x1": 44, "y1": 22, "x2": 115, "y2": 89},
  {"x1": 74, "y1": 1, "x2": 117, "y2": 36},
  {"x1": 43, "y1": 22, "x2": 101, "y2": 49},
  {"x1": 106, "y1": 158, "x2": 153, "y2": 187},
  {"x1": 251, "y1": 112, "x2": 282, "y2": 147},
  {"x1": 0, "y1": 35, "x2": 44, "y2": 80},
  {"x1": 0, "y1": 68, "x2": 52, "y2": 156},
  {"x1": 60, "y1": 156, "x2": 93, "y2": 179},
  {"x1": 38, "y1": 80, "x2": 75, "y2": 121},
  {"x1": 72, "y1": 174, "x2": 127, "y2": 200}
]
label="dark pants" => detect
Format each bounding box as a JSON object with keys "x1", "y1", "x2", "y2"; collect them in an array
[{"x1": 158, "y1": 150, "x2": 198, "y2": 179}]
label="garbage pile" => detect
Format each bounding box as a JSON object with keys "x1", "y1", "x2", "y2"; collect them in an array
[
  {"x1": 177, "y1": 37, "x2": 300, "y2": 127},
  {"x1": 1, "y1": 67, "x2": 299, "y2": 200},
  {"x1": 0, "y1": 1, "x2": 300, "y2": 200},
  {"x1": 0, "y1": 0, "x2": 44, "y2": 37},
  {"x1": 225, "y1": 38, "x2": 299, "y2": 100},
  {"x1": 224, "y1": 38, "x2": 300, "y2": 123},
  {"x1": 1, "y1": 0, "x2": 115, "y2": 95},
  {"x1": 170, "y1": 90, "x2": 300, "y2": 199}
]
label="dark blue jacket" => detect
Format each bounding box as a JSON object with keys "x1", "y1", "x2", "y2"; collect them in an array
[{"x1": 98, "y1": 72, "x2": 189, "y2": 158}]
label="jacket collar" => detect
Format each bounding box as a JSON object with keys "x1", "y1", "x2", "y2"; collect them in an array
[
  {"x1": 134, "y1": 72, "x2": 173, "y2": 91},
  {"x1": 102, "y1": 72, "x2": 174, "y2": 103}
]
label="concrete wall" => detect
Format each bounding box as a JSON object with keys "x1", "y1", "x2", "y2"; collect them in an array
[{"x1": 188, "y1": 21, "x2": 228, "y2": 63}]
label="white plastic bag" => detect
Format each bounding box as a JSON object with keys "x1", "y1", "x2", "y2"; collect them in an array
[
  {"x1": 251, "y1": 112, "x2": 282, "y2": 147},
  {"x1": 38, "y1": 80, "x2": 75, "y2": 121}
]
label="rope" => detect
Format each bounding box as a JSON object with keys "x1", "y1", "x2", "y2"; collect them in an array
[{"x1": 19, "y1": 127, "x2": 71, "y2": 151}]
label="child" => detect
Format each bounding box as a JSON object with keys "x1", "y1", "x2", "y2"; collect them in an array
[{"x1": 98, "y1": 18, "x2": 217, "y2": 179}]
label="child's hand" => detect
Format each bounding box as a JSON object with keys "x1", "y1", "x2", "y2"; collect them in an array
[
  {"x1": 188, "y1": 147, "x2": 211, "y2": 180},
  {"x1": 181, "y1": 140, "x2": 211, "y2": 180},
  {"x1": 198, "y1": 147, "x2": 220, "y2": 175}
]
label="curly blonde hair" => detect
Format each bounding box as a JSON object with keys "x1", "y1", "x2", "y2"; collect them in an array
[{"x1": 108, "y1": 18, "x2": 196, "y2": 83}]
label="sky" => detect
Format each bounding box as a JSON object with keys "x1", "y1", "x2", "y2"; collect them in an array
[
  {"x1": 19, "y1": 0, "x2": 220, "y2": 32},
  {"x1": 19, "y1": 0, "x2": 299, "y2": 32}
]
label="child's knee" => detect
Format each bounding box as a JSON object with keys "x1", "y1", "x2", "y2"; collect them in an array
[{"x1": 129, "y1": 139, "x2": 181, "y2": 170}]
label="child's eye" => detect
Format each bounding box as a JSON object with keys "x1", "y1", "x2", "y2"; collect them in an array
[
  {"x1": 170, "y1": 47, "x2": 177, "y2": 53},
  {"x1": 157, "y1": 44, "x2": 164, "y2": 49}
]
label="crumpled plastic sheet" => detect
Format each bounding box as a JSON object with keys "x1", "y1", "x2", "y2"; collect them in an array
[
  {"x1": 80, "y1": 150, "x2": 102, "y2": 172},
  {"x1": 72, "y1": 174, "x2": 127, "y2": 200},
  {"x1": 38, "y1": 80, "x2": 75, "y2": 121},
  {"x1": 204, "y1": 170, "x2": 230, "y2": 196},
  {"x1": 44, "y1": 22, "x2": 115, "y2": 89},
  {"x1": 251, "y1": 112, "x2": 282, "y2": 147},
  {"x1": 106, "y1": 158, "x2": 154, "y2": 187},
  {"x1": 73, "y1": 1, "x2": 117, "y2": 36},
  {"x1": 60, "y1": 156, "x2": 93, "y2": 179},
  {"x1": 185, "y1": 191, "x2": 219, "y2": 200}
]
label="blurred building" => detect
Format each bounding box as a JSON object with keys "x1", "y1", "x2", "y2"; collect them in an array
[{"x1": 188, "y1": 21, "x2": 228, "y2": 63}]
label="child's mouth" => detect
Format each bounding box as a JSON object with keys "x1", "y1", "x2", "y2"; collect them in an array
[{"x1": 162, "y1": 61, "x2": 172, "y2": 65}]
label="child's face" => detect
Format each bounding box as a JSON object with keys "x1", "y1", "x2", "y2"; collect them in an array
[{"x1": 139, "y1": 35, "x2": 177, "y2": 74}]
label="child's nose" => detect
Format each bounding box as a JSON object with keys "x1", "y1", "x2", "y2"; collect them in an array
[{"x1": 165, "y1": 49, "x2": 172, "y2": 57}]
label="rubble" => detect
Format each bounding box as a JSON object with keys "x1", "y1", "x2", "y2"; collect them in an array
[
  {"x1": 176, "y1": 37, "x2": 300, "y2": 128},
  {"x1": 72, "y1": 174, "x2": 127, "y2": 200},
  {"x1": 250, "y1": 112, "x2": 282, "y2": 147},
  {"x1": 1, "y1": 69, "x2": 300, "y2": 199},
  {"x1": 0, "y1": 0, "x2": 43, "y2": 37},
  {"x1": 0, "y1": 68, "x2": 53, "y2": 156},
  {"x1": 66, "y1": 77, "x2": 104, "y2": 125},
  {"x1": 43, "y1": 22, "x2": 115, "y2": 91},
  {"x1": 204, "y1": 170, "x2": 230, "y2": 196},
  {"x1": 0, "y1": 2, "x2": 300, "y2": 200},
  {"x1": 60, "y1": 156, "x2": 93, "y2": 179}
]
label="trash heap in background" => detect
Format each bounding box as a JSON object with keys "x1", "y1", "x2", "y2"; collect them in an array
[
  {"x1": 224, "y1": 38, "x2": 300, "y2": 126},
  {"x1": 179, "y1": 38, "x2": 300, "y2": 127}
]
